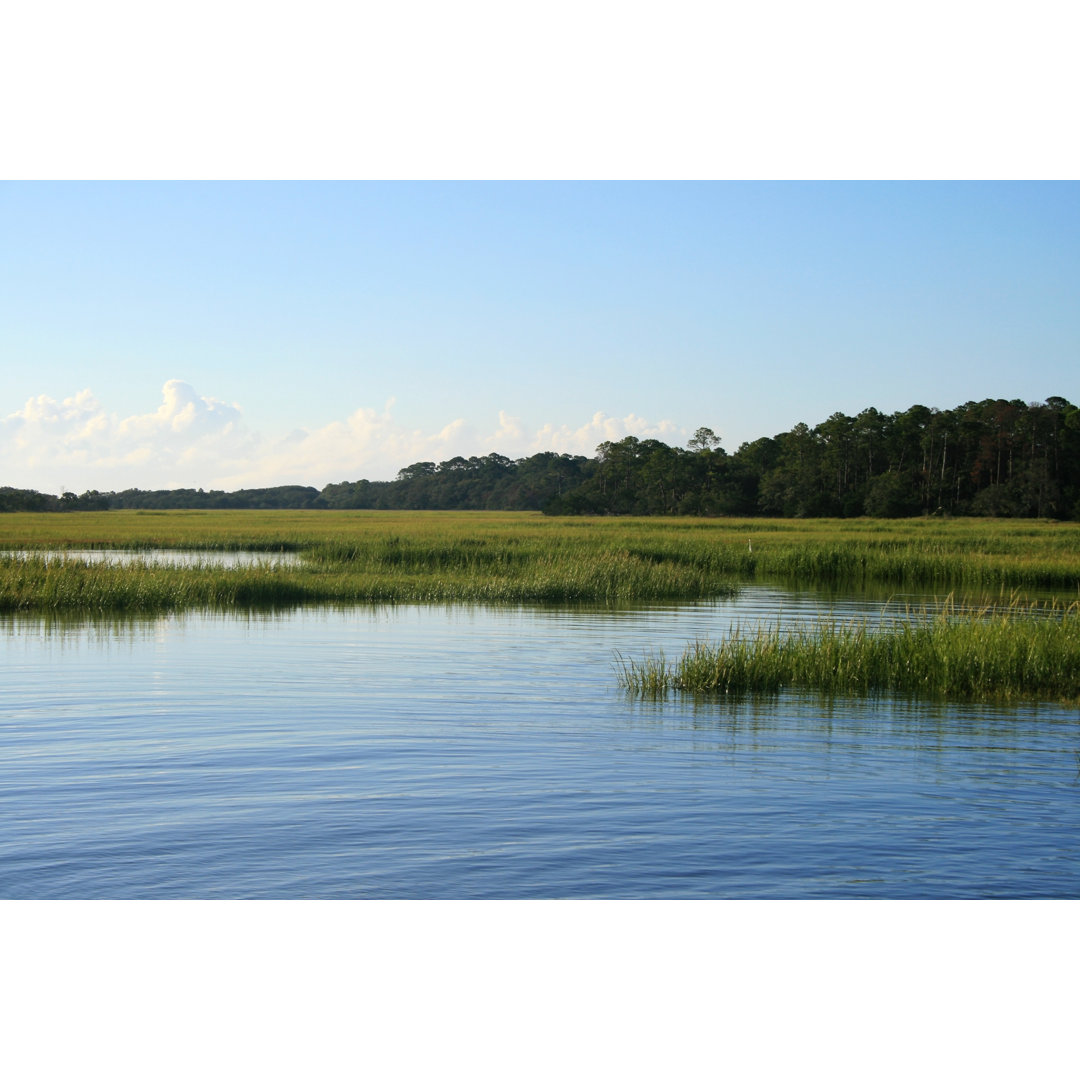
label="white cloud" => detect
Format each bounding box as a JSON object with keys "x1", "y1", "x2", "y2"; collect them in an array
[
  {"x1": 486, "y1": 410, "x2": 524, "y2": 447},
  {"x1": 2, "y1": 381, "x2": 686, "y2": 493},
  {"x1": 2, "y1": 381, "x2": 254, "y2": 492},
  {"x1": 528, "y1": 411, "x2": 682, "y2": 455}
]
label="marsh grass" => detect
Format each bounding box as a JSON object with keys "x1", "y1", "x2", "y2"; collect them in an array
[
  {"x1": 1, "y1": 511, "x2": 1078, "y2": 613},
  {"x1": 619, "y1": 595, "x2": 1080, "y2": 703},
  {"x1": 0, "y1": 538, "x2": 736, "y2": 611}
]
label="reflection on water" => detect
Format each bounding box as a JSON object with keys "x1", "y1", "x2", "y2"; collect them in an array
[
  {"x1": 1, "y1": 587, "x2": 1078, "y2": 898},
  {"x1": 3, "y1": 548, "x2": 301, "y2": 568}
]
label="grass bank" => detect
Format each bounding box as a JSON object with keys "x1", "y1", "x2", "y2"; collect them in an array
[
  {"x1": 0, "y1": 548, "x2": 729, "y2": 611},
  {"x1": 618, "y1": 596, "x2": 1080, "y2": 703}
]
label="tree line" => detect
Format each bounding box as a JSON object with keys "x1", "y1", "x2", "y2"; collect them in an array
[{"x1": 4, "y1": 396, "x2": 1079, "y2": 519}]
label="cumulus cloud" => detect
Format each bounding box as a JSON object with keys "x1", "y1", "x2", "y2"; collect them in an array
[
  {"x1": 528, "y1": 411, "x2": 682, "y2": 455},
  {"x1": 2, "y1": 381, "x2": 254, "y2": 492},
  {"x1": 118, "y1": 380, "x2": 243, "y2": 440},
  {"x1": 2, "y1": 381, "x2": 685, "y2": 493},
  {"x1": 486, "y1": 410, "x2": 524, "y2": 446}
]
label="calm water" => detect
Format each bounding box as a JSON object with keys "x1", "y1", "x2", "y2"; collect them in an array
[
  {"x1": 2, "y1": 585, "x2": 1078, "y2": 898},
  {"x1": 6, "y1": 548, "x2": 301, "y2": 567}
]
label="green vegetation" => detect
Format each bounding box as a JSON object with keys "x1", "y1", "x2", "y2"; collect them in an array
[
  {"x1": 618, "y1": 596, "x2": 1080, "y2": 704},
  {"x1": 0, "y1": 511, "x2": 741, "y2": 611},
  {"x1": 1, "y1": 512, "x2": 1078, "y2": 615}
]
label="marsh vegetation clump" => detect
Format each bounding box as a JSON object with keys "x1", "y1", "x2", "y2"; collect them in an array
[{"x1": 619, "y1": 596, "x2": 1080, "y2": 703}]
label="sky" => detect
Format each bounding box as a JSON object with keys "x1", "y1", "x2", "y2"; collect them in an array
[{"x1": 2, "y1": 180, "x2": 1077, "y2": 494}]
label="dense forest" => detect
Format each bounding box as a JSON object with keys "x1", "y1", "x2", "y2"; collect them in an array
[{"x1": 5, "y1": 396, "x2": 1079, "y2": 519}]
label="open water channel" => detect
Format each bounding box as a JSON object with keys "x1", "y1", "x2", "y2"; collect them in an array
[{"x1": 2, "y1": 582, "x2": 1078, "y2": 897}]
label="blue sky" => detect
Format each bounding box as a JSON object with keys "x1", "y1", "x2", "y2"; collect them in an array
[{"x1": 2, "y1": 181, "x2": 1077, "y2": 493}]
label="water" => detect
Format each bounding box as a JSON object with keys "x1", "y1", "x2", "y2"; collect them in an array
[
  {"x1": 4, "y1": 548, "x2": 301, "y2": 567},
  {"x1": 2, "y1": 585, "x2": 1078, "y2": 897}
]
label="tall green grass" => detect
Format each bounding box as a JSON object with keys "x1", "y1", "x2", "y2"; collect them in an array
[
  {"x1": 619, "y1": 596, "x2": 1080, "y2": 703},
  {"x1": 0, "y1": 546, "x2": 736, "y2": 612},
  {"x1": 1, "y1": 511, "x2": 1078, "y2": 612}
]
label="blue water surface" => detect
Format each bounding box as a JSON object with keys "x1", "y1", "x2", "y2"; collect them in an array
[{"x1": 2, "y1": 588, "x2": 1078, "y2": 898}]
